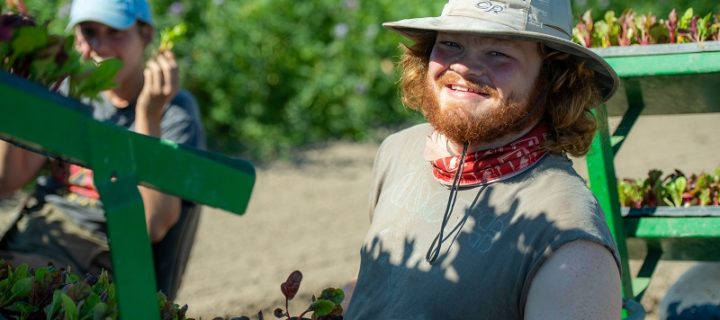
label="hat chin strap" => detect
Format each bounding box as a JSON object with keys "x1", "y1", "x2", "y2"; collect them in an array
[{"x1": 426, "y1": 141, "x2": 468, "y2": 264}]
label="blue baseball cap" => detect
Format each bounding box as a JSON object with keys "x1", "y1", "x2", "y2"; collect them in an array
[{"x1": 67, "y1": 0, "x2": 154, "y2": 31}]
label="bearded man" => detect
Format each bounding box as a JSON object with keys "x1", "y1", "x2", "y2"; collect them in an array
[{"x1": 345, "y1": 1, "x2": 622, "y2": 319}]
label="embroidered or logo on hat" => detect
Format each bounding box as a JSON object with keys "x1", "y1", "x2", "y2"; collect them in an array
[{"x1": 475, "y1": 1, "x2": 504, "y2": 14}]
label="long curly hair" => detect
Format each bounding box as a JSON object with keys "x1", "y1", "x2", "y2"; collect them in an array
[{"x1": 398, "y1": 33, "x2": 602, "y2": 157}]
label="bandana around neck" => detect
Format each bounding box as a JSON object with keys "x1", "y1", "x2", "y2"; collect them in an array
[{"x1": 424, "y1": 123, "x2": 551, "y2": 187}]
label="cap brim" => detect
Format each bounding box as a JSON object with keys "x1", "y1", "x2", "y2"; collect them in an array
[
  {"x1": 384, "y1": 16, "x2": 619, "y2": 102},
  {"x1": 66, "y1": 9, "x2": 135, "y2": 31}
]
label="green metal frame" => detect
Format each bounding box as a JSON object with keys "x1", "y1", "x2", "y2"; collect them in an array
[
  {"x1": 586, "y1": 43, "x2": 720, "y2": 304},
  {"x1": 0, "y1": 71, "x2": 256, "y2": 319}
]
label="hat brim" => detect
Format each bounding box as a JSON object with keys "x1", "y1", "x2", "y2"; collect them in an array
[{"x1": 384, "y1": 16, "x2": 619, "y2": 102}]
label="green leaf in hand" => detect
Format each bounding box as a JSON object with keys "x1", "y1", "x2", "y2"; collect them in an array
[
  {"x1": 70, "y1": 58, "x2": 122, "y2": 99},
  {"x1": 159, "y1": 22, "x2": 187, "y2": 52}
]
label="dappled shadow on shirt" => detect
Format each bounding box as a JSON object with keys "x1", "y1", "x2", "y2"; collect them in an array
[{"x1": 346, "y1": 186, "x2": 600, "y2": 320}]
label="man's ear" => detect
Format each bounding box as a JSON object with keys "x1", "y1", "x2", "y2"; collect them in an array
[{"x1": 139, "y1": 24, "x2": 155, "y2": 47}]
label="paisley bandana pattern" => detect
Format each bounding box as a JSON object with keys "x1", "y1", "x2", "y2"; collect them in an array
[{"x1": 426, "y1": 124, "x2": 551, "y2": 187}]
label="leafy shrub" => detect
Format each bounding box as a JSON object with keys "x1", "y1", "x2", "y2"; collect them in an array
[{"x1": 146, "y1": 0, "x2": 437, "y2": 159}]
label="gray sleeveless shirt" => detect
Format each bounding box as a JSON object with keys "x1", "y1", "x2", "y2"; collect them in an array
[{"x1": 346, "y1": 123, "x2": 620, "y2": 320}]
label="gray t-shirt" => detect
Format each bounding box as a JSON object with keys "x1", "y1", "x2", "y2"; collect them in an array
[
  {"x1": 345, "y1": 123, "x2": 620, "y2": 320},
  {"x1": 44, "y1": 90, "x2": 206, "y2": 231}
]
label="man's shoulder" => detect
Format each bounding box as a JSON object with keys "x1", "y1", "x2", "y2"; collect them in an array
[{"x1": 381, "y1": 123, "x2": 432, "y2": 147}]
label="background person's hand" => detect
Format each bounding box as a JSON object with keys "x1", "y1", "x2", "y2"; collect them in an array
[{"x1": 136, "y1": 50, "x2": 179, "y2": 121}]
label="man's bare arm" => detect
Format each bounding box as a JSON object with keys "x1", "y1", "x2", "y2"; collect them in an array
[{"x1": 524, "y1": 239, "x2": 621, "y2": 320}]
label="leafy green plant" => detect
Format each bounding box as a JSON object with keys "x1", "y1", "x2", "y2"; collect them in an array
[
  {"x1": 146, "y1": 0, "x2": 434, "y2": 160},
  {"x1": 0, "y1": 2, "x2": 121, "y2": 100},
  {"x1": 0, "y1": 261, "x2": 345, "y2": 320},
  {"x1": 159, "y1": 22, "x2": 187, "y2": 52},
  {"x1": 618, "y1": 167, "x2": 720, "y2": 208},
  {"x1": 274, "y1": 270, "x2": 343, "y2": 320},
  {"x1": 0, "y1": 259, "x2": 191, "y2": 320},
  {"x1": 210, "y1": 271, "x2": 344, "y2": 320},
  {"x1": 573, "y1": 7, "x2": 720, "y2": 48}
]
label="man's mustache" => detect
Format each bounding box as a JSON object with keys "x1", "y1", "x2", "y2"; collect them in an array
[{"x1": 437, "y1": 72, "x2": 500, "y2": 99}]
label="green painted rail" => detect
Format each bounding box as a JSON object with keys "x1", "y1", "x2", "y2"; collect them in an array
[
  {"x1": 0, "y1": 70, "x2": 256, "y2": 319},
  {"x1": 586, "y1": 41, "x2": 720, "y2": 305}
]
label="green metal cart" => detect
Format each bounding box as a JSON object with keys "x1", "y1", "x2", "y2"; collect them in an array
[
  {"x1": 0, "y1": 71, "x2": 256, "y2": 319},
  {"x1": 586, "y1": 41, "x2": 720, "y2": 317}
]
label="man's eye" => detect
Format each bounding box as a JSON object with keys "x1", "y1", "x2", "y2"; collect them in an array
[
  {"x1": 489, "y1": 51, "x2": 508, "y2": 57},
  {"x1": 439, "y1": 41, "x2": 462, "y2": 49}
]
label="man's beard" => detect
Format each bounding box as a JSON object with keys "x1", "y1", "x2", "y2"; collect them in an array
[{"x1": 421, "y1": 72, "x2": 545, "y2": 145}]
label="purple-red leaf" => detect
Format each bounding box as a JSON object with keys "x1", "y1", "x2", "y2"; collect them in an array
[{"x1": 280, "y1": 270, "x2": 302, "y2": 300}]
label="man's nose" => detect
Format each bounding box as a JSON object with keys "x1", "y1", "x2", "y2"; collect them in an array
[{"x1": 449, "y1": 57, "x2": 491, "y2": 84}]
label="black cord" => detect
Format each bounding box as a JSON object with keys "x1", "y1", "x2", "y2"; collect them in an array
[{"x1": 426, "y1": 141, "x2": 469, "y2": 264}]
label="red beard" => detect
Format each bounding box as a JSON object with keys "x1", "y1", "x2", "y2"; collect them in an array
[{"x1": 421, "y1": 72, "x2": 545, "y2": 145}]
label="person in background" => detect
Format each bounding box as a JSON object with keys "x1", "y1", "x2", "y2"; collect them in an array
[
  {"x1": 0, "y1": 0, "x2": 205, "y2": 299},
  {"x1": 345, "y1": 0, "x2": 622, "y2": 319}
]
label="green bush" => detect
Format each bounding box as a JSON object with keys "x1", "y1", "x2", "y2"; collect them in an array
[{"x1": 149, "y1": 0, "x2": 437, "y2": 159}]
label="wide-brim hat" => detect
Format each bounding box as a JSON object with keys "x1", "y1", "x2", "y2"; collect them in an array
[{"x1": 383, "y1": 0, "x2": 619, "y2": 102}]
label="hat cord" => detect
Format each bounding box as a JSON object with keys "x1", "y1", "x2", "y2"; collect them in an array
[{"x1": 426, "y1": 141, "x2": 469, "y2": 264}]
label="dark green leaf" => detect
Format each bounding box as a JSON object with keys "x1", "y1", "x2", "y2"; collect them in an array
[
  {"x1": 44, "y1": 290, "x2": 63, "y2": 320},
  {"x1": 92, "y1": 302, "x2": 108, "y2": 320},
  {"x1": 10, "y1": 277, "x2": 33, "y2": 299},
  {"x1": 309, "y1": 299, "x2": 335, "y2": 317},
  {"x1": 61, "y1": 292, "x2": 79, "y2": 320},
  {"x1": 10, "y1": 26, "x2": 47, "y2": 56},
  {"x1": 318, "y1": 288, "x2": 344, "y2": 306}
]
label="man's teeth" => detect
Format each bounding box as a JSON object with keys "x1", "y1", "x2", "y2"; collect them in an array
[{"x1": 451, "y1": 85, "x2": 469, "y2": 92}]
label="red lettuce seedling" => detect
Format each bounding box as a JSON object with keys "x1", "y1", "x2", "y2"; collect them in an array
[
  {"x1": 263, "y1": 270, "x2": 345, "y2": 320},
  {"x1": 573, "y1": 10, "x2": 593, "y2": 48},
  {"x1": 666, "y1": 9, "x2": 679, "y2": 43},
  {"x1": 617, "y1": 9, "x2": 637, "y2": 46}
]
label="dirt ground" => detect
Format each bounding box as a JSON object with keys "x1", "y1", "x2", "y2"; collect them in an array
[{"x1": 175, "y1": 113, "x2": 720, "y2": 319}]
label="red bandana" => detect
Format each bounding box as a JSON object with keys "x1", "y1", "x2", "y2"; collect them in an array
[{"x1": 426, "y1": 124, "x2": 551, "y2": 187}]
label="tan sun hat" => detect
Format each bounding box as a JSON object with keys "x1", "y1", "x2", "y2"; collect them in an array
[{"x1": 383, "y1": 0, "x2": 619, "y2": 101}]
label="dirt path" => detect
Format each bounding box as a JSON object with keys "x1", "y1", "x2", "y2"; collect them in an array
[{"x1": 176, "y1": 113, "x2": 720, "y2": 319}]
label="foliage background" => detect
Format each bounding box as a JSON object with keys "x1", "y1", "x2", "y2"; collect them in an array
[{"x1": 14, "y1": 0, "x2": 720, "y2": 161}]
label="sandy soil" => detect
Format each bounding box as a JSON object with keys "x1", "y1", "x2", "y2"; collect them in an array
[{"x1": 175, "y1": 113, "x2": 720, "y2": 319}]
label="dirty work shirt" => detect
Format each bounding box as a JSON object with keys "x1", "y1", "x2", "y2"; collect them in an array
[
  {"x1": 44, "y1": 89, "x2": 206, "y2": 231},
  {"x1": 345, "y1": 123, "x2": 620, "y2": 320}
]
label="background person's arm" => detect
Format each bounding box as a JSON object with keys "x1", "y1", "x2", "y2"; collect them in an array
[
  {"x1": 524, "y1": 240, "x2": 622, "y2": 320},
  {"x1": 134, "y1": 50, "x2": 182, "y2": 243},
  {"x1": 0, "y1": 140, "x2": 46, "y2": 197}
]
